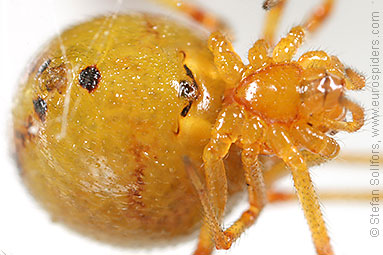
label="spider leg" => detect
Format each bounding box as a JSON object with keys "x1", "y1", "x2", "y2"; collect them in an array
[
  {"x1": 247, "y1": 39, "x2": 273, "y2": 70},
  {"x1": 262, "y1": 0, "x2": 335, "y2": 45},
  {"x1": 298, "y1": 51, "x2": 344, "y2": 77},
  {"x1": 208, "y1": 32, "x2": 245, "y2": 85},
  {"x1": 188, "y1": 104, "x2": 268, "y2": 251},
  {"x1": 324, "y1": 97, "x2": 364, "y2": 132},
  {"x1": 303, "y1": 0, "x2": 335, "y2": 33},
  {"x1": 216, "y1": 144, "x2": 267, "y2": 249},
  {"x1": 188, "y1": 105, "x2": 241, "y2": 252},
  {"x1": 263, "y1": 149, "x2": 375, "y2": 202},
  {"x1": 187, "y1": 144, "x2": 267, "y2": 251},
  {"x1": 298, "y1": 51, "x2": 366, "y2": 90},
  {"x1": 185, "y1": 137, "x2": 231, "y2": 250},
  {"x1": 262, "y1": 0, "x2": 287, "y2": 45},
  {"x1": 193, "y1": 223, "x2": 214, "y2": 255},
  {"x1": 267, "y1": 124, "x2": 333, "y2": 255},
  {"x1": 263, "y1": 148, "x2": 375, "y2": 203},
  {"x1": 150, "y1": 0, "x2": 230, "y2": 33},
  {"x1": 268, "y1": 191, "x2": 376, "y2": 203},
  {"x1": 272, "y1": 26, "x2": 305, "y2": 63},
  {"x1": 262, "y1": 151, "x2": 329, "y2": 187},
  {"x1": 263, "y1": 122, "x2": 340, "y2": 189},
  {"x1": 336, "y1": 153, "x2": 371, "y2": 164},
  {"x1": 291, "y1": 121, "x2": 340, "y2": 158},
  {"x1": 345, "y1": 68, "x2": 366, "y2": 90}
]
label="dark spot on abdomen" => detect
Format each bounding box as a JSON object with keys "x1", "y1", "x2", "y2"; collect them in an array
[
  {"x1": 79, "y1": 65, "x2": 101, "y2": 93},
  {"x1": 33, "y1": 97, "x2": 47, "y2": 121},
  {"x1": 181, "y1": 101, "x2": 192, "y2": 117},
  {"x1": 36, "y1": 59, "x2": 51, "y2": 77}
]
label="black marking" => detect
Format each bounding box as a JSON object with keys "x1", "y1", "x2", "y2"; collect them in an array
[
  {"x1": 179, "y1": 65, "x2": 199, "y2": 117},
  {"x1": 183, "y1": 64, "x2": 199, "y2": 93},
  {"x1": 181, "y1": 101, "x2": 193, "y2": 117},
  {"x1": 79, "y1": 65, "x2": 101, "y2": 93},
  {"x1": 33, "y1": 97, "x2": 47, "y2": 121},
  {"x1": 183, "y1": 64, "x2": 194, "y2": 79},
  {"x1": 36, "y1": 59, "x2": 51, "y2": 77},
  {"x1": 179, "y1": 80, "x2": 198, "y2": 100}
]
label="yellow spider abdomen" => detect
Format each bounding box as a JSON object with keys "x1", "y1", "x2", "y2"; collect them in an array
[{"x1": 12, "y1": 14, "x2": 244, "y2": 244}]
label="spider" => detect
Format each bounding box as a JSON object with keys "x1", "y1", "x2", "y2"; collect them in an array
[
  {"x1": 181, "y1": 0, "x2": 366, "y2": 254},
  {"x1": 9, "y1": 0, "x2": 369, "y2": 255}
]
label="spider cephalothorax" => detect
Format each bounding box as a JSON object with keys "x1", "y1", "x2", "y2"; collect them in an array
[{"x1": 188, "y1": 18, "x2": 365, "y2": 255}]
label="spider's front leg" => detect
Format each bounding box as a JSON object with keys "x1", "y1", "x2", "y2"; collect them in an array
[
  {"x1": 267, "y1": 124, "x2": 334, "y2": 255},
  {"x1": 188, "y1": 104, "x2": 267, "y2": 252},
  {"x1": 262, "y1": 0, "x2": 335, "y2": 45}
]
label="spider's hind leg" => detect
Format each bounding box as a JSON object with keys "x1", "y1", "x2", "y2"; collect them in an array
[
  {"x1": 151, "y1": 0, "x2": 230, "y2": 33},
  {"x1": 267, "y1": 124, "x2": 334, "y2": 255},
  {"x1": 187, "y1": 104, "x2": 267, "y2": 252},
  {"x1": 186, "y1": 144, "x2": 268, "y2": 251}
]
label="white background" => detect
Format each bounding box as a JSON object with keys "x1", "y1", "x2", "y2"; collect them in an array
[{"x1": 0, "y1": 0, "x2": 382, "y2": 255}]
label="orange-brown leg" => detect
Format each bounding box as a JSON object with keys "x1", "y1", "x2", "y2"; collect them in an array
[
  {"x1": 336, "y1": 153, "x2": 371, "y2": 164},
  {"x1": 263, "y1": 148, "x2": 371, "y2": 189},
  {"x1": 263, "y1": 149, "x2": 375, "y2": 203},
  {"x1": 247, "y1": 39, "x2": 273, "y2": 71},
  {"x1": 208, "y1": 32, "x2": 245, "y2": 85},
  {"x1": 262, "y1": 151, "x2": 330, "y2": 187},
  {"x1": 217, "y1": 144, "x2": 267, "y2": 249},
  {"x1": 262, "y1": 0, "x2": 335, "y2": 45},
  {"x1": 291, "y1": 122, "x2": 340, "y2": 159},
  {"x1": 188, "y1": 104, "x2": 268, "y2": 251},
  {"x1": 268, "y1": 190, "x2": 379, "y2": 203},
  {"x1": 193, "y1": 223, "x2": 214, "y2": 255},
  {"x1": 272, "y1": 26, "x2": 305, "y2": 63},
  {"x1": 297, "y1": 51, "x2": 366, "y2": 91},
  {"x1": 262, "y1": 0, "x2": 287, "y2": 45},
  {"x1": 303, "y1": 0, "x2": 335, "y2": 33},
  {"x1": 267, "y1": 124, "x2": 333, "y2": 255},
  {"x1": 151, "y1": 0, "x2": 229, "y2": 33},
  {"x1": 298, "y1": 51, "x2": 344, "y2": 77},
  {"x1": 189, "y1": 105, "x2": 243, "y2": 253},
  {"x1": 187, "y1": 144, "x2": 267, "y2": 251},
  {"x1": 324, "y1": 98, "x2": 365, "y2": 132},
  {"x1": 345, "y1": 68, "x2": 366, "y2": 90}
]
